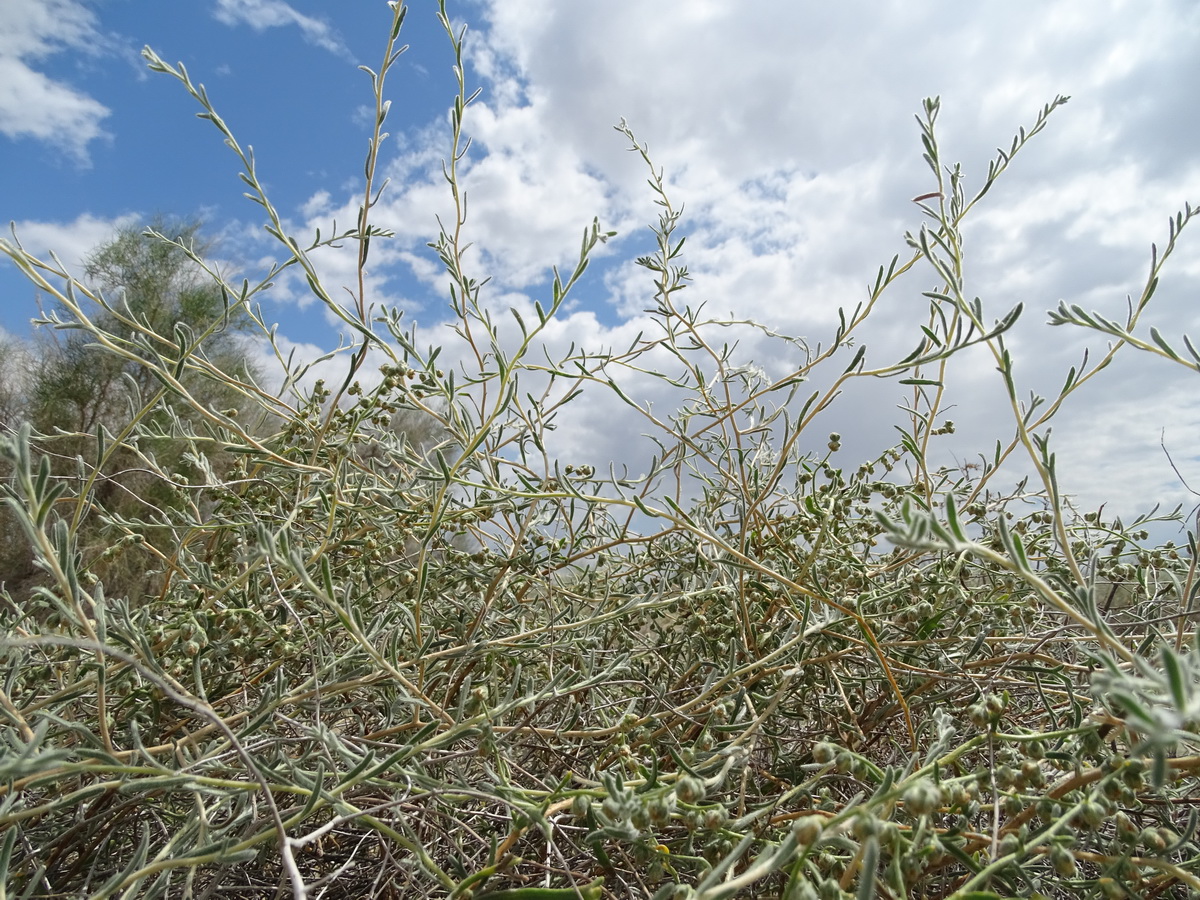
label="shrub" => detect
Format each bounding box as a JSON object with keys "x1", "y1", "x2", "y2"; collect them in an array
[{"x1": 1, "y1": 3, "x2": 1198, "y2": 898}]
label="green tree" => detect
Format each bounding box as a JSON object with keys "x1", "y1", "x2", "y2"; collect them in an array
[
  {"x1": 29, "y1": 217, "x2": 257, "y2": 435},
  {"x1": 3, "y1": 218, "x2": 263, "y2": 600}
]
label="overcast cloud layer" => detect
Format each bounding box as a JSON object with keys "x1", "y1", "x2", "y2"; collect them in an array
[{"x1": 3, "y1": 0, "x2": 1199, "y2": 529}]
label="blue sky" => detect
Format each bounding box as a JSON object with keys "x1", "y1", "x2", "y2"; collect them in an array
[
  {"x1": 3, "y1": 0, "x2": 1200, "y2": 527},
  {"x1": 1, "y1": 4, "x2": 444, "y2": 217},
  {"x1": 0, "y1": 1, "x2": 464, "y2": 331}
]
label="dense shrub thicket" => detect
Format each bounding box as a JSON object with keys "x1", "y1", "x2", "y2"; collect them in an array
[{"x1": 2, "y1": 4, "x2": 1198, "y2": 898}]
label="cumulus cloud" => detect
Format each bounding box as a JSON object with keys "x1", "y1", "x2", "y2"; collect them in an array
[
  {"x1": 467, "y1": 1, "x2": 1198, "y2": 514},
  {"x1": 213, "y1": 0, "x2": 353, "y2": 60},
  {"x1": 0, "y1": 0, "x2": 111, "y2": 164},
  {"x1": 255, "y1": 0, "x2": 1199, "y2": 527}
]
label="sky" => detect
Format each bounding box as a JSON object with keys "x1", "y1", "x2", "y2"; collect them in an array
[{"x1": 2, "y1": 0, "x2": 1199, "y2": 536}]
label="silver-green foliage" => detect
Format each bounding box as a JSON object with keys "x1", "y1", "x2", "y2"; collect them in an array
[{"x1": 1, "y1": 4, "x2": 1198, "y2": 898}]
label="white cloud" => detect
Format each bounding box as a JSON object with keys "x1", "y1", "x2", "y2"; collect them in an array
[
  {"x1": 7, "y1": 212, "x2": 141, "y2": 279},
  {"x1": 245, "y1": 0, "x2": 1199, "y2": 529},
  {"x1": 0, "y1": 0, "x2": 111, "y2": 164},
  {"x1": 213, "y1": 0, "x2": 353, "y2": 59},
  {"x1": 1050, "y1": 372, "x2": 1200, "y2": 516},
  {"x1": 427, "y1": 0, "x2": 1200, "y2": 524}
]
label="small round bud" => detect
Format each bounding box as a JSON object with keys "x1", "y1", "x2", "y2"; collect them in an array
[
  {"x1": 674, "y1": 775, "x2": 706, "y2": 805},
  {"x1": 966, "y1": 702, "x2": 989, "y2": 728},
  {"x1": 571, "y1": 794, "x2": 591, "y2": 819},
  {"x1": 1139, "y1": 827, "x2": 1166, "y2": 852},
  {"x1": 791, "y1": 814, "x2": 825, "y2": 845},
  {"x1": 852, "y1": 813, "x2": 881, "y2": 839},
  {"x1": 1050, "y1": 845, "x2": 1076, "y2": 877},
  {"x1": 813, "y1": 741, "x2": 837, "y2": 764},
  {"x1": 834, "y1": 751, "x2": 855, "y2": 774},
  {"x1": 902, "y1": 779, "x2": 941, "y2": 817},
  {"x1": 648, "y1": 796, "x2": 674, "y2": 826},
  {"x1": 702, "y1": 806, "x2": 728, "y2": 831}
]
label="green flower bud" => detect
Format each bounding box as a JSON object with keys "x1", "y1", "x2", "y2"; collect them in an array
[
  {"x1": 675, "y1": 775, "x2": 706, "y2": 805},
  {"x1": 903, "y1": 779, "x2": 942, "y2": 817},
  {"x1": 791, "y1": 814, "x2": 825, "y2": 846}
]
